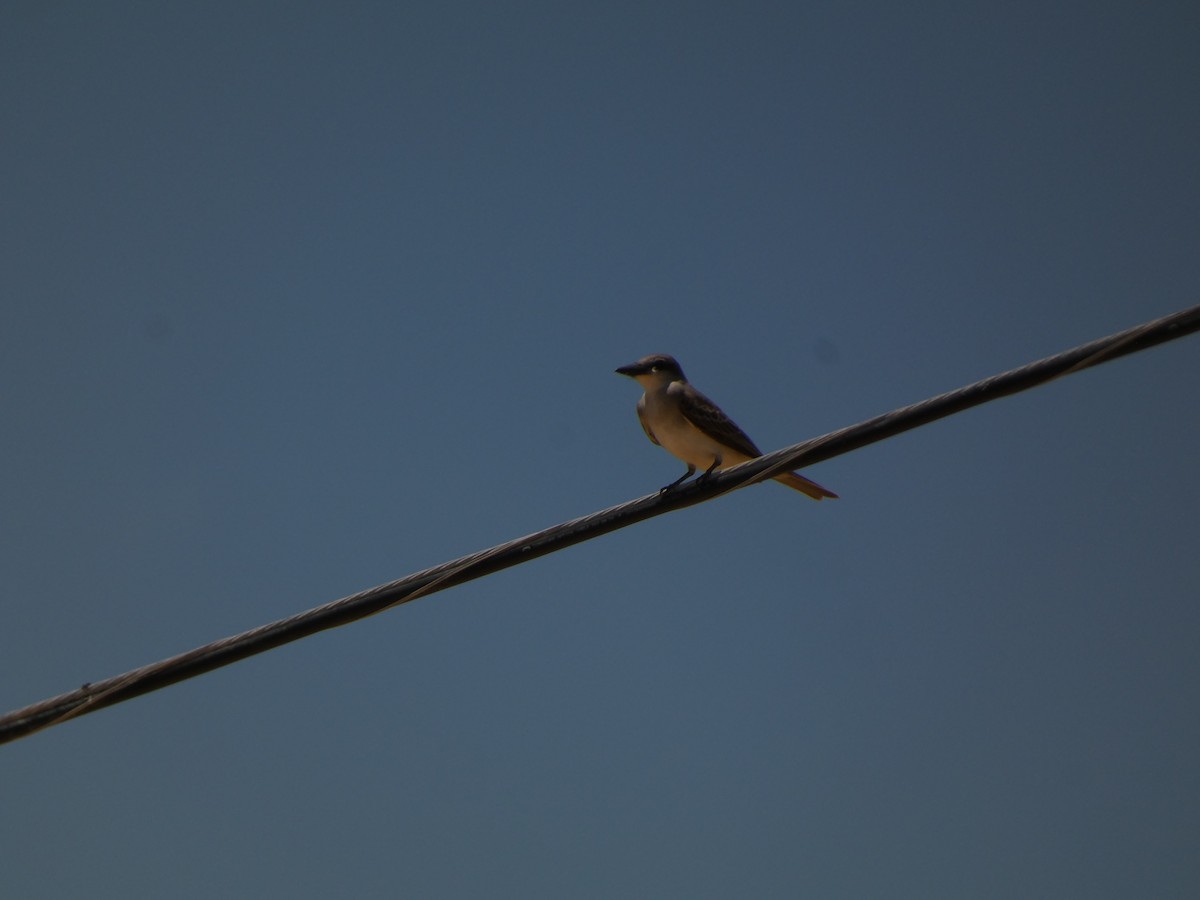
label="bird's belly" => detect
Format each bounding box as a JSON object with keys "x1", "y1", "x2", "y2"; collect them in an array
[{"x1": 654, "y1": 416, "x2": 747, "y2": 470}]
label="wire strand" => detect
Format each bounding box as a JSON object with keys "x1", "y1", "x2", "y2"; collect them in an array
[{"x1": 2, "y1": 304, "x2": 1197, "y2": 745}]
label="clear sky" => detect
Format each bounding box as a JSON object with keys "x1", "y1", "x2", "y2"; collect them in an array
[{"x1": 3, "y1": 2, "x2": 1198, "y2": 897}]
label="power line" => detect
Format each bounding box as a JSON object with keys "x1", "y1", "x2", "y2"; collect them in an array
[{"x1": 2, "y1": 305, "x2": 1197, "y2": 745}]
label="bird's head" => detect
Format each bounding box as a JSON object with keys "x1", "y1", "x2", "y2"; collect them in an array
[{"x1": 615, "y1": 354, "x2": 686, "y2": 389}]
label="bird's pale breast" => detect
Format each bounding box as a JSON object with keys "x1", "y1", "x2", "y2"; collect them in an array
[{"x1": 642, "y1": 390, "x2": 751, "y2": 470}]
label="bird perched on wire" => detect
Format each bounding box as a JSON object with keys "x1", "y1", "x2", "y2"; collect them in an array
[{"x1": 615, "y1": 353, "x2": 838, "y2": 500}]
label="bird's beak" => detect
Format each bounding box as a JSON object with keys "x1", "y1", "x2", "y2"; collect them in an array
[{"x1": 615, "y1": 363, "x2": 641, "y2": 377}]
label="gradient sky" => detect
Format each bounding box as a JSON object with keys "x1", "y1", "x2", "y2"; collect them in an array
[{"x1": 3, "y1": 3, "x2": 1198, "y2": 897}]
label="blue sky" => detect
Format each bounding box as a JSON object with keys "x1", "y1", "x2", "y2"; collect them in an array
[{"x1": 2, "y1": 2, "x2": 1198, "y2": 897}]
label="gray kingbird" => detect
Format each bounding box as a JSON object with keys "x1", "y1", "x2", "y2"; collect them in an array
[{"x1": 616, "y1": 354, "x2": 837, "y2": 500}]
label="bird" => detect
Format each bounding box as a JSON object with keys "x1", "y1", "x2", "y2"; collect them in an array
[{"x1": 615, "y1": 354, "x2": 837, "y2": 500}]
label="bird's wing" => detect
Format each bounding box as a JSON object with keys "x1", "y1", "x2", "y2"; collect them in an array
[
  {"x1": 676, "y1": 383, "x2": 763, "y2": 458},
  {"x1": 635, "y1": 396, "x2": 660, "y2": 446}
]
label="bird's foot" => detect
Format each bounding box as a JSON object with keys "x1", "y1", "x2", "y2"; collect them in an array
[{"x1": 659, "y1": 467, "x2": 697, "y2": 493}]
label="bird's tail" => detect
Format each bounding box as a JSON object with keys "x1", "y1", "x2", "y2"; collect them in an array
[{"x1": 774, "y1": 471, "x2": 839, "y2": 500}]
